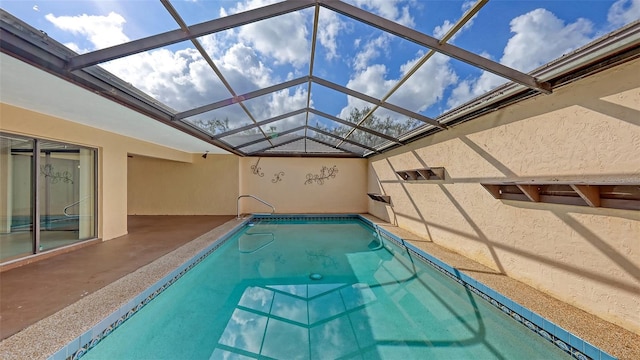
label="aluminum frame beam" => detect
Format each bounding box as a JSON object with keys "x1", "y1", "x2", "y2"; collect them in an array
[
  {"x1": 307, "y1": 108, "x2": 399, "y2": 144},
  {"x1": 312, "y1": 77, "x2": 444, "y2": 128},
  {"x1": 304, "y1": 4, "x2": 321, "y2": 141},
  {"x1": 215, "y1": 109, "x2": 308, "y2": 138},
  {"x1": 308, "y1": 126, "x2": 379, "y2": 154},
  {"x1": 336, "y1": 0, "x2": 487, "y2": 148},
  {"x1": 319, "y1": 0, "x2": 552, "y2": 94},
  {"x1": 175, "y1": 77, "x2": 309, "y2": 120},
  {"x1": 303, "y1": 136, "x2": 362, "y2": 156},
  {"x1": 66, "y1": 0, "x2": 316, "y2": 71},
  {"x1": 239, "y1": 125, "x2": 305, "y2": 152},
  {"x1": 250, "y1": 136, "x2": 360, "y2": 157}
]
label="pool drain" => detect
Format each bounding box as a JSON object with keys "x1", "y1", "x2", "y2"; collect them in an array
[{"x1": 309, "y1": 273, "x2": 323, "y2": 280}]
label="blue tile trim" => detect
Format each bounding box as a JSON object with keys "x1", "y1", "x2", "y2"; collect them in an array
[
  {"x1": 251, "y1": 214, "x2": 359, "y2": 224},
  {"x1": 356, "y1": 216, "x2": 617, "y2": 360},
  {"x1": 54, "y1": 215, "x2": 617, "y2": 360}
]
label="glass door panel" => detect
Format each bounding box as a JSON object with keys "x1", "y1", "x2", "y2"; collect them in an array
[
  {"x1": 0, "y1": 134, "x2": 34, "y2": 262},
  {"x1": 39, "y1": 141, "x2": 96, "y2": 251}
]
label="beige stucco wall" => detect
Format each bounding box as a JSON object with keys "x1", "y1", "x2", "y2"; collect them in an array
[
  {"x1": 368, "y1": 59, "x2": 640, "y2": 333},
  {"x1": 127, "y1": 154, "x2": 239, "y2": 215},
  {"x1": 239, "y1": 157, "x2": 367, "y2": 214},
  {"x1": 0, "y1": 103, "x2": 193, "y2": 240}
]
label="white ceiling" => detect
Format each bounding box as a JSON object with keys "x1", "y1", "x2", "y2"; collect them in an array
[{"x1": 0, "y1": 53, "x2": 229, "y2": 154}]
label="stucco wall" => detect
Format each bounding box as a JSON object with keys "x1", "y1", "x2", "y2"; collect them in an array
[
  {"x1": 0, "y1": 103, "x2": 193, "y2": 240},
  {"x1": 368, "y1": 59, "x2": 640, "y2": 333},
  {"x1": 239, "y1": 157, "x2": 367, "y2": 214},
  {"x1": 127, "y1": 154, "x2": 239, "y2": 215}
]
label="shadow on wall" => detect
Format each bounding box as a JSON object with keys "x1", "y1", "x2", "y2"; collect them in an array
[
  {"x1": 370, "y1": 144, "x2": 639, "y2": 296},
  {"x1": 368, "y1": 66, "x2": 640, "y2": 301}
]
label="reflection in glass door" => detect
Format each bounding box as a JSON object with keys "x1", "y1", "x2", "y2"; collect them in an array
[
  {"x1": 0, "y1": 133, "x2": 97, "y2": 263},
  {"x1": 39, "y1": 140, "x2": 96, "y2": 251},
  {"x1": 0, "y1": 134, "x2": 34, "y2": 262}
]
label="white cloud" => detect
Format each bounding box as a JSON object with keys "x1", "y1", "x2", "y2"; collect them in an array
[
  {"x1": 447, "y1": 8, "x2": 594, "y2": 108},
  {"x1": 352, "y1": 34, "x2": 390, "y2": 71},
  {"x1": 43, "y1": 6, "x2": 293, "y2": 120},
  {"x1": 219, "y1": 43, "x2": 273, "y2": 91},
  {"x1": 223, "y1": 0, "x2": 310, "y2": 68},
  {"x1": 199, "y1": 33, "x2": 225, "y2": 60},
  {"x1": 346, "y1": 64, "x2": 394, "y2": 99},
  {"x1": 433, "y1": 20, "x2": 454, "y2": 40},
  {"x1": 390, "y1": 53, "x2": 458, "y2": 113},
  {"x1": 62, "y1": 42, "x2": 84, "y2": 54},
  {"x1": 45, "y1": 12, "x2": 129, "y2": 50},
  {"x1": 236, "y1": 15, "x2": 309, "y2": 68},
  {"x1": 347, "y1": 0, "x2": 415, "y2": 27},
  {"x1": 341, "y1": 64, "x2": 395, "y2": 118},
  {"x1": 341, "y1": 51, "x2": 457, "y2": 120},
  {"x1": 461, "y1": 1, "x2": 475, "y2": 12},
  {"x1": 318, "y1": 8, "x2": 346, "y2": 60},
  {"x1": 446, "y1": 72, "x2": 503, "y2": 109},
  {"x1": 608, "y1": 0, "x2": 640, "y2": 28},
  {"x1": 102, "y1": 48, "x2": 228, "y2": 112},
  {"x1": 434, "y1": 1, "x2": 481, "y2": 42},
  {"x1": 224, "y1": 0, "x2": 281, "y2": 13},
  {"x1": 257, "y1": 86, "x2": 309, "y2": 120},
  {"x1": 95, "y1": 38, "x2": 282, "y2": 114},
  {"x1": 501, "y1": 9, "x2": 593, "y2": 72}
]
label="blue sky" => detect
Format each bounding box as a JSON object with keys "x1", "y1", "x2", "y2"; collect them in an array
[{"x1": 2, "y1": 0, "x2": 639, "y2": 143}]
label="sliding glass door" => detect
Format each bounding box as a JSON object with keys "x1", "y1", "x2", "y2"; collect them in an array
[
  {"x1": 39, "y1": 140, "x2": 96, "y2": 251},
  {"x1": 0, "y1": 134, "x2": 34, "y2": 261},
  {"x1": 0, "y1": 133, "x2": 97, "y2": 263}
]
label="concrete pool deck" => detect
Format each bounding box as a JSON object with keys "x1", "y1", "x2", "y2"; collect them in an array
[
  {"x1": 0, "y1": 214, "x2": 638, "y2": 359},
  {"x1": 0, "y1": 215, "x2": 235, "y2": 339}
]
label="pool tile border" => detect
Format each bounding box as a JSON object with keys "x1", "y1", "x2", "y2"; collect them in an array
[
  {"x1": 52, "y1": 214, "x2": 616, "y2": 360},
  {"x1": 361, "y1": 217, "x2": 617, "y2": 360}
]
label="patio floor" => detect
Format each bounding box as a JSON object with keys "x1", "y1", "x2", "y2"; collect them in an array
[{"x1": 0, "y1": 215, "x2": 234, "y2": 339}]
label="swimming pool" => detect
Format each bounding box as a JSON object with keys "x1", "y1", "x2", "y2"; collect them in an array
[{"x1": 59, "y1": 215, "x2": 607, "y2": 359}]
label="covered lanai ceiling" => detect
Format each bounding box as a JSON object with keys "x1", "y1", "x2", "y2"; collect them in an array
[{"x1": 1, "y1": 1, "x2": 639, "y2": 157}]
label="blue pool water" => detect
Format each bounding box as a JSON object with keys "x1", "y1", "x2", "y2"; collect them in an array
[{"x1": 82, "y1": 218, "x2": 571, "y2": 359}]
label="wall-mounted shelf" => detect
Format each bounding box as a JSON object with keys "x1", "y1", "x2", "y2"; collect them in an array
[
  {"x1": 367, "y1": 193, "x2": 391, "y2": 204},
  {"x1": 396, "y1": 167, "x2": 445, "y2": 181},
  {"x1": 482, "y1": 183, "x2": 640, "y2": 211}
]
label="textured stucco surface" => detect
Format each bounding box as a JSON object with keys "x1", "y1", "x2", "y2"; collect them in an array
[
  {"x1": 368, "y1": 59, "x2": 640, "y2": 334},
  {"x1": 239, "y1": 157, "x2": 368, "y2": 214},
  {"x1": 127, "y1": 154, "x2": 239, "y2": 215}
]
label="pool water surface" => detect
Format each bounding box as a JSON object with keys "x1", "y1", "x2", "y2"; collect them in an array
[{"x1": 82, "y1": 218, "x2": 571, "y2": 359}]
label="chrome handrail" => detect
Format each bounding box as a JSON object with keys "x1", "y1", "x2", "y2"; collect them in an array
[
  {"x1": 371, "y1": 225, "x2": 385, "y2": 250},
  {"x1": 237, "y1": 195, "x2": 275, "y2": 218},
  {"x1": 63, "y1": 196, "x2": 90, "y2": 217}
]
